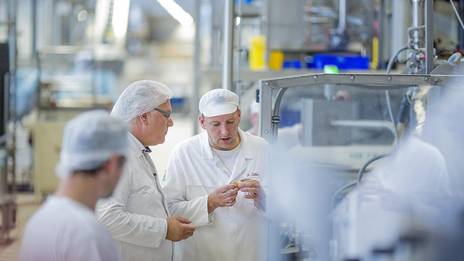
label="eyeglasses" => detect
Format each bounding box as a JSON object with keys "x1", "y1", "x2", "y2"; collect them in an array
[{"x1": 153, "y1": 107, "x2": 172, "y2": 119}]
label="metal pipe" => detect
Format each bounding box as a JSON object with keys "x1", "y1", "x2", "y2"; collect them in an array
[
  {"x1": 234, "y1": 0, "x2": 242, "y2": 92},
  {"x1": 192, "y1": 0, "x2": 201, "y2": 134},
  {"x1": 32, "y1": 0, "x2": 37, "y2": 61},
  {"x1": 378, "y1": 0, "x2": 386, "y2": 69},
  {"x1": 424, "y1": 0, "x2": 433, "y2": 73},
  {"x1": 222, "y1": 0, "x2": 234, "y2": 90},
  {"x1": 460, "y1": 0, "x2": 464, "y2": 49},
  {"x1": 212, "y1": 0, "x2": 221, "y2": 68},
  {"x1": 271, "y1": 88, "x2": 288, "y2": 140},
  {"x1": 259, "y1": 80, "x2": 272, "y2": 142},
  {"x1": 1, "y1": 75, "x2": 8, "y2": 196},
  {"x1": 7, "y1": 0, "x2": 17, "y2": 194},
  {"x1": 263, "y1": 0, "x2": 270, "y2": 66},
  {"x1": 392, "y1": 0, "x2": 409, "y2": 58},
  {"x1": 337, "y1": 0, "x2": 347, "y2": 34},
  {"x1": 411, "y1": 0, "x2": 424, "y2": 49}
]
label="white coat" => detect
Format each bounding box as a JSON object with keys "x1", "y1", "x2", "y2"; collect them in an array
[
  {"x1": 164, "y1": 129, "x2": 268, "y2": 261},
  {"x1": 96, "y1": 133, "x2": 173, "y2": 261},
  {"x1": 21, "y1": 196, "x2": 120, "y2": 261}
]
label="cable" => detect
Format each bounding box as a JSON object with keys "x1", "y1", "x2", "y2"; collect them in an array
[
  {"x1": 384, "y1": 46, "x2": 415, "y2": 139},
  {"x1": 450, "y1": 0, "x2": 464, "y2": 31},
  {"x1": 386, "y1": 47, "x2": 415, "y2": 74},
  {"x1": 332, "y1": 181, "x2": 357, "y2": 207},
  {"x1": 385, "y1": 90, "x2": 396, "y2": 137},
  {"x1": 356, "y1": 154, "x2": 389, "y2": 185},
  {"x1": 331, "y1": 154, "x2": 389, "y2": 207}
]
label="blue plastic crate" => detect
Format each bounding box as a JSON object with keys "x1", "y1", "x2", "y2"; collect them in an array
[
  {"x1": 283, "y1": 59, "x2": 302, "y2": 69},
  {"x1": 310, "y1": 54, "x2": 369, "y2": 70}
]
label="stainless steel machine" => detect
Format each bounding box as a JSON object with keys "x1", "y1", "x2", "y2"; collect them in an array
[{"x1": 259, "y1": 72, "x2": 464, "y2": 260}]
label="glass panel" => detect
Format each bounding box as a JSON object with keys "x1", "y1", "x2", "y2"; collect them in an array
[{"x1": 273, "y1": 83, "x2": 436, "y2": 170}]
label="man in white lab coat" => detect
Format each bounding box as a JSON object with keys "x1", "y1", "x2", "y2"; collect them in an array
[
  {"x1": 21, "y1": 110, "x2": 128, "y2": 261},
  {"x1": 96, "y1": 80, "x2": 195, "y2": 261},
  {"x1": 164, "y1": 89, "x2": 268, "y2": 261}
]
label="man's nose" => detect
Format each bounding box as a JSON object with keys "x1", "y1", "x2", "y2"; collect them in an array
[{"x1": 219, "y1": 125, "x2": 229, "y2": 135}]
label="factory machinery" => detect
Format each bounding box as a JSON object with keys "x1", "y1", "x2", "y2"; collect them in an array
[
  {"x1": 258, "y1": 0, "x2": 464, "y2": 260},
  {"x1": 260, "y1": 72, "x2": 464, "y2": 260}
]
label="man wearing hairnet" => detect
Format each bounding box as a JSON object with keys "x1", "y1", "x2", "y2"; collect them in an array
[
  {"x1": 96, "y1": 80, "x2": 195, "y2": 261},
  {"x1": 21, "y1": 110, "x2": 128, "y2": 261},
  {"x1": 164, "y1": 89, "x2": 268, "y2": 261}
]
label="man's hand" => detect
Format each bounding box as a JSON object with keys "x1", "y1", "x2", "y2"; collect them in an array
[
  {"x1": 238, "y1": 179, "x2": 265, "y2": 210},
  {"x1": 166, "y1": 216, "x2": 196, "y2": 242},
  {"x1": 207, "y1": 184, "x2": 238, "y2": 213}
]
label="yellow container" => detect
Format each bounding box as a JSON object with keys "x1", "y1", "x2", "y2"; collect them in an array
[
  {"x1": 269, "y1": 50, "x2": 284, "y2": 71},
  {"x1": 370, "y1": 37, "x2": 379, "y2": 70},
  {"x1": 249, "y1": 35, "x2": 266, "y2": 70}
]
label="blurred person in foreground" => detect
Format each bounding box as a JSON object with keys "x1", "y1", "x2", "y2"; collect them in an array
[
  {"x1": 96, "y1": 80, "x2": 195, "y2": 261},
  {"x1": 21, "y1": 110, "x2": 128, "y2": 261},
  {"x1": 164, "y1": 89, "x2": 268, "y2": 261}
]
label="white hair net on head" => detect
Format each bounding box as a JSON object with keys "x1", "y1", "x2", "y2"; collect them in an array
[
  {"x1": 56, "y1": 110, "x2": 129, "y2": 178},
  {"x1": 199, "y1": 89, "x2": 239, "y2": 117},
  {"x1": 111, "y1": 80, "x2": 173, "y2": 123}
]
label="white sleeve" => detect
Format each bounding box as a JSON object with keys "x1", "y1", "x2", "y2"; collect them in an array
[
  {"x1": 96, "y1": 166, "x2": 168, "y2": 248},
  {"x1": 164, "y1": 152, "x2": 212, "y2": 226}
]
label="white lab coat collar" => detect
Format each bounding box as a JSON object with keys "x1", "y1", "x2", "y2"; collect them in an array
[
  {"x1": 128, "y1": 132, "x2": 158, "y2": 176},
  {"x1": 128, "y1": 133, "x2": 147, "y2": 157},
  {"x1": 199, "y1": 128, "x2": 254, "y2": 160}
]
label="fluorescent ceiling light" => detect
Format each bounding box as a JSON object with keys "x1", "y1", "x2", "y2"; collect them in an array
[
  {"x1": 112, "y1": 0, "x2": 131, "y2": 40},
  {"x1": 157, "y1": 0, "x2": 193, "y2": 27}
]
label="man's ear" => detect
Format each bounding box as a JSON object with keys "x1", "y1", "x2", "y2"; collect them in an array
[
  {"x1": 138, "y1": 113, "x2": 149, "y2": 126},
  {"x1": 198, "y1": 114, "x2": 206, "y2": 129}
]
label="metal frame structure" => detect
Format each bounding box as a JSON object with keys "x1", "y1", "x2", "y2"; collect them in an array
[
  {"x1": 222, "y1": 0, "x2": 235, "y2": 90},
  {"x1": 0, "y1": 0, "x2": 17, "y2": 245},
  {"x1": 258, "y1": 73, "x2": 464, "y2": 143},
  {"x1": 424, "y1": 0, "x2": 433, "y2": 74}
]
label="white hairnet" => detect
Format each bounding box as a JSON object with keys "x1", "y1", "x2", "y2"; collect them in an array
[
  {"x1": 56, "y1": 110, "x2": 129, "y2": 178},
  {"x1": 199, "y1": 89, "x2": 239, "y2": 117},
  {"x1": 111, "y1": 80, "x2": 173, "y2": 123}
]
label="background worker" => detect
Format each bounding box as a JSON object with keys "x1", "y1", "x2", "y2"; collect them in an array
[{"x1": 21, "y1": 110, "x2": 128, "y2": 261}]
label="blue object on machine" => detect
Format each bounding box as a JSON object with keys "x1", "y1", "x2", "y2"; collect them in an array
[
  {"x1": 309, "y1": 54, "x2": 369, "y2": 70},
  {"x1": 279, "y1": 109, "x2": 300, "y2": 128},
  {"x1": 171, "y1": 97, "x2": 185, "y2": 107},
  {"x1": 235, "y1": 0, "x2": 254, "y2": 4},
  {"x1": 304, "y1": 56, "x2": 314, "y2": 68},
  {"x1": 283, "y1": 59, "x2": 302, "y2": 70}
]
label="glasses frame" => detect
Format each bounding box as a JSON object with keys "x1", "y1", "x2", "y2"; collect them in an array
[{"x1": 153, "y1": 107, "x2": 172, "y2": 119}]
